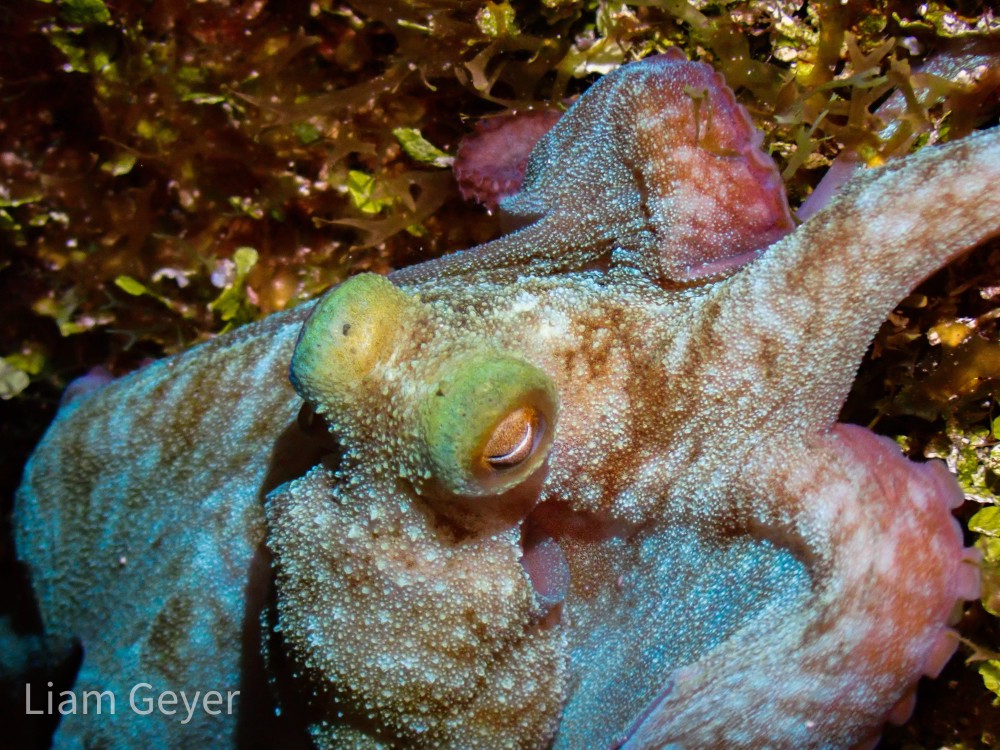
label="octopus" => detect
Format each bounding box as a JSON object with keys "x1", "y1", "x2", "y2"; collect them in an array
[{"x1": 14, "y1": 51, "x2": 999, "y2": 749}]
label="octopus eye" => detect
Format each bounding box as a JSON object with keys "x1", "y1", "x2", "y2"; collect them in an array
[
  {"x1": 484, "y1": 407, "x2": 540, "y2": 468},
  {"x1": 421, "y1": 352, "x2": 558, "y2": 500}
]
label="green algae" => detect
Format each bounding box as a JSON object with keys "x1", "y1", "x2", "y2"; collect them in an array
[{"x1": 3, "y1": 0, "x2": 995, "y2": 374}]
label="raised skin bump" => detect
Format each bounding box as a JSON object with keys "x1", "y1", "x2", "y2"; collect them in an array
[{"x1": 290, "y1": 272, "x2": 413, "y2": 414}]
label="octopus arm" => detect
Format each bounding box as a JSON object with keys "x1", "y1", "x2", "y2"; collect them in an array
[
  {"x1": 711, "y1": 126, "x2": 1000, "y2": 436},
  {"x1": 396, "y1": 52, "x2": 792, "y2": 286},
  {"x1": 265, "y1": 466, "x2": 567, "y2": 749},
  {"x1": 621, "y1": 424, "x2": 979, "y2": 749},
  {"x1": 14, "y1": 306, "x2": 310, "y2": 749}
]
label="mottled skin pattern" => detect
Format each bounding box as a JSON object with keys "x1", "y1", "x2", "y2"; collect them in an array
[
  {"x1": 14, "y1": 54, "x2": 998, "y2": 749},
  {"x1": 404, "y1": 49, "x2": 794, "y2": 286},
  {"x1": 16, "y1": 311, "x2": 308, "y2": 749}
]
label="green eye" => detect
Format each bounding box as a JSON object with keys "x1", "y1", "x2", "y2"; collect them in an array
[{"x1": 422, "y1": 353, "x2": 557, "y2": 499}]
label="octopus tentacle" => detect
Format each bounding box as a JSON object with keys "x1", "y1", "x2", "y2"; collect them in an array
[
  {"x1": 453, "y1": 109, "x2": 563, "y2": 211},
  {"x1": 265, "y1": 466, "x2": 566, "y2": 749},
  {"x1": 621, "y1": 424, "x2": 978, "y2": 749},
  {"x1": 396, "y1": 53, "x2": 793, "y2": 287},
  {"x1": 710, "y1": 126, "x2": 1000, "y2": 437}
]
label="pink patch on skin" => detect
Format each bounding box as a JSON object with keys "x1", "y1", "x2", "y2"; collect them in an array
[
  {"x1": 820, "y1": 425, "x2": 977, "y2": 694},
  {"x1": 397, "y1": 51, "x2": 795, "y2": 287},
  {"x1": 956, "y1": 559, "x2": 982, "y2": 601},
  {"x1": 519, "y1": 533, "x2": 570, "y2": 612},
  {"x1": 61, "y1": 365, "x2": 115, "y2": 407},
  {"x1": 620, "y1": 423, "x2": 979, "y2": 750},
  {"x1": 625, "y1": 50, "x2": 795, "y2": 279},
  {"x1": 797, "y1": 158, "x2": 861, "y2": 221},
  {"x1": 454, "y1": 109, "x2": 563, "y2": 211},
  {"x1": 923, "y1": 630, "x2": 960, "y2": 679}
]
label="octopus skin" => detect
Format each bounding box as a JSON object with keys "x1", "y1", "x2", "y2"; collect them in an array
[{"x1": 15, "y1": 53, "x2": 997, "y2": 749}]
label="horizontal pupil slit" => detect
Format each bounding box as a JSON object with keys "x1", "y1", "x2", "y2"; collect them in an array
[{"x1": 485, "y1": 408, "x2": 538, "y2": 467}]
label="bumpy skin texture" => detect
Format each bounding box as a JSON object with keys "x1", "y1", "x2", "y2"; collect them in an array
[
  {"x1": 14, "y1": 54, "x2": 998, "y2": 749},
  {"x1": 16, "y1": 310, "x2": 311, "y2": 749},
  {"x1": 407, "y1": 48, "x2": 795, "y2": 286}
]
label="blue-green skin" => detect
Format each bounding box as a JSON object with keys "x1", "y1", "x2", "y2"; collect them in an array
[{"x1": 15, "y1": 55, "x2": 1000, "y2": 750}]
